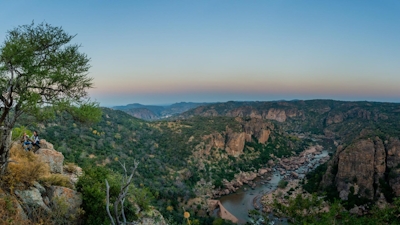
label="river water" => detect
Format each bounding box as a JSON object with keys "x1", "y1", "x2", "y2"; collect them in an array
[{"x1": 218, "y1": 150, "x2": 329, "y2": 224}]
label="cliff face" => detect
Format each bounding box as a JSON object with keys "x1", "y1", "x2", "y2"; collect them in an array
[
  {"x1": 324, "y1": 137, "x2": 400, "y2": 201},
  {"x1": 387, "y1": 138, "x2": 400, "y2": 196},
  {"x1": 201, "y1": 118, "x2": 273, "y2": 157}
]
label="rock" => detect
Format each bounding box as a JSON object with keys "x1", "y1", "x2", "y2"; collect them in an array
[
  {"x1": 47, "y1": 186, "x2": 82, "y2": 218},
  {"x1": 225, "y1": 130, "x2": 245, "y2": 157},
  {"x1": 39, "y1": 139, "x2": 54, "y2": 150},
  {"x1": 136, "y1": 208, "x2": 167, "y2": 225},
  {"x1": 335, "y1": 139, "x2": 376, "y2": 200},
  {"x1": 0, "y1": 188, "x2": 28, "y2": 220},
  {"x1": 386, "y1": 138, "x2": 400, "y2": 168},
  {"x1": 33, "y1": 181, "x2": 46, "y2": 195},
  {"x1": 257, "y1": 129, "x2": 271, "y2": 144},
  {"x1": 15, "y1": 187, "x2": 50, "y2": 212},
  {"x1": 326, "y1": 137, "x2": 398, "y2": 200},
  {"x1": 63, "y1": 164, "x2": 83, "y2": 187},
  {"x1": 389, "y1": 168, "x2": 400, "y2": 196},
  {"x1": 258, "y1": 168, "x2": 269, "y2": 176},
  {"x1": 291, "y1": 172, "x2": 298, "y2": 178},
  {"x1": 207, "y1": 199, "x2": 219, "y2": 212},
  {"x1": 265, "y1": 108, "x2": 287, "y2": 122},
  {"x1": 36, "y1": 148, "x2": 64, "y2": 174},
  {"x1": 374, "y1": 138, "x2": 386, "y2": 197},
  {"x1": 268, "y1": 160, "x2": 275, "y2": 166},
  {"x1": 349, "y1": 206, "x2": 361, "y2": 215}
]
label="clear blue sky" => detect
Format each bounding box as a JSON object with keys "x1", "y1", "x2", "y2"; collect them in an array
[{"x1": 1, "y1": 1, "x2": 399, "y2": 106}]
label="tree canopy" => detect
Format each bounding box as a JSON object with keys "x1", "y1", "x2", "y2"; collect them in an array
[{"x1": 0, "y1": 22, "x2": 101, "y2": 173}]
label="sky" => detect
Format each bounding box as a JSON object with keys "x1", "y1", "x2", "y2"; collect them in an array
[{"x1": 1, "y1": 1, "x2": 399, "y2": 106}]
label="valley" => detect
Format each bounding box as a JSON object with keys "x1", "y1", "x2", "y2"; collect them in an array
[{"x1": 15, "y1": 99, "x2": 400, "y2": 224}]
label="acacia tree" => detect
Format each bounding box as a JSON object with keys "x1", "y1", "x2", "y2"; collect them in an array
[{"x1": 0, "y1": 22, "x2": 101, "y2": 174}]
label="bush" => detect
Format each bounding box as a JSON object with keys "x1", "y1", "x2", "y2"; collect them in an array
[{"x1": 278, "y1": 180, "x2": 288, "y2": 189}]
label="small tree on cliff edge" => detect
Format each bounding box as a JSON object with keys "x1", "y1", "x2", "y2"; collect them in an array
[{"x1": 0, "y1": 22, "x2": 101, "y2": 174}]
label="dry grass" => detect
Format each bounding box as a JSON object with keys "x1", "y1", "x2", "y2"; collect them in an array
[
  {"x1": 1, "y1": 144, "x2": 50, "y2": 192},
  {"x1": 39, "y1": 174, "x2": 73, "y2": 189},
  {"x1": 0, "y1": 188, "x2": 31, "y2": 225},
  {"x1": 64, "y1": 162, "x2": 78, "y2": 173}
]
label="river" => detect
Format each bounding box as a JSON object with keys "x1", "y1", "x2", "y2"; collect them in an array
[{"x1": 218, "y1": 149, "x2": 329, "y2": 224}]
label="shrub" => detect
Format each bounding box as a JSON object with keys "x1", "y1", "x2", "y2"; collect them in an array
[{"x1": 278, "y1": 180, "x2": 288, "y2": 189}]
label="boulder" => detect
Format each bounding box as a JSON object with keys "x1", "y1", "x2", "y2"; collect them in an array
[
  {"x1": 39, "y1": 139, "x2": 54, "y2": 150},
  {"x1": 15, "y1": 187, "x2": 50, "y2": 212},
  {"x1": 258, "y1": 168, "x2": 269, "y2": 176},
  {"x1": 36, "y1": 148, "x2": 64, "y2": 174}
]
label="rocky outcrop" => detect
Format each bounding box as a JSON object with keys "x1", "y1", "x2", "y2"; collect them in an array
[
  {"x1": 47, "y1": 186, "x2": 82, "y2": 218},
  {"x1": 325, "y1": 137, "x2": 400, "y2": 201},
  {"x1": 386, "y1": 138, "x2": 400, "y2": 168},
  {"x1": 200, "y1": 118, "x2": 273, "y2": 157},
  {"x1": 335, "y1": 139, "x2": 377, "y2": 200},
  {"x1": 225, "y1": 131, "x2": 246, "y2": 157},
  {"x1": 15, "y1": 187, "x2": 50, "y2": 212},
  {"x1": 212, "y1": 171, "x2": 259, "y2": 197},
  {"x1": 6, "y1": 141, "x2": 84, "y2": 224},
  {"x1": 0, "y1": 188, "x2": 28, "y2": 220},
  {"x1": 387, "y1": 138, "x2": 400, "y2": 196},
  {"x1": 326, "y1": 107, "x2": 372, "y2": 125},
  {"x1": 63, "y1": 164, "x2": 83, "y2": 188},
  {"x1": 226, "y1": 105, "x2": 302, "y2": 123},
  {"x1": 36, "y1": 148, "x2": 64, "y2": 174},
  {"x1": 242, "y1": 118, "x2": 273, "y2": 144},
  {"x1": 265, "y1": 108, "x2": 287, "y2": 122}
]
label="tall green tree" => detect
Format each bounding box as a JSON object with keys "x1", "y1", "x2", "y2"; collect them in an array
[{"x1": 0, "y1": 22, "x2": 101, "y2": 174}]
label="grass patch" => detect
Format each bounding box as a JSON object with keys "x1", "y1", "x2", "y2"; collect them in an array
[{"x1": 1, "y1": 144, "x2": 49, "y2": 192}]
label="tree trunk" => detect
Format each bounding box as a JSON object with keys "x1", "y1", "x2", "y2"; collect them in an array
[{"x1": 0, "y1": 127, "x2": 12, "y2": 175}]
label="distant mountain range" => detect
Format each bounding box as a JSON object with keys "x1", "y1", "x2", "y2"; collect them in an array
[{"x1": 112, "y1": 102, "x2": 209, "y2": 120}]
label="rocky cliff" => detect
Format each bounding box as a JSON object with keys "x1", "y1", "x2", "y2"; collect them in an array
[
  {"x1": 2, "y1": 141, "x2": 83, "y2": 224},
  {"x1": 199, "y1": 118, "x2": 273, "y2": 157},
  {"x1": 322, "y1": 137, "x2": 400, "y2": 202}
]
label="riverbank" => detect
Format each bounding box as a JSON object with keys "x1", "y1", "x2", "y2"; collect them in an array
[{"x1": 213, "y1": 145, "x2": 330, "y2": 223}]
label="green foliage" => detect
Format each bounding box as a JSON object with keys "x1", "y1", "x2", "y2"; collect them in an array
[
  {"x1": 278, "y1": 180, "x2": 288, "y2": 189},
  {"x1": 303, "y1": 162, "x2": 328, "y2": 193},
  {"x1": 0, "y1": 22, "x2": 100, "y2": 174},
  {"x1": 77, "y1": 166, "x2": 111, "y2": 225},
  {"x1": 272, "y1": 194, "x2": 400, "y2": 225},
  {"x1": 11, "y1": 126, "x2": 32, "y2": 141}
]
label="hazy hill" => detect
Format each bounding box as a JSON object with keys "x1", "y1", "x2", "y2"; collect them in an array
[{"x1": 112, "y1": 102, "x2": 209, "y2": 120}]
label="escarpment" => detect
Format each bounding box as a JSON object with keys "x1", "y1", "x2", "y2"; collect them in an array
[{"x1": 322, "y1": 137, "x2": 400, "y2": 201}]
